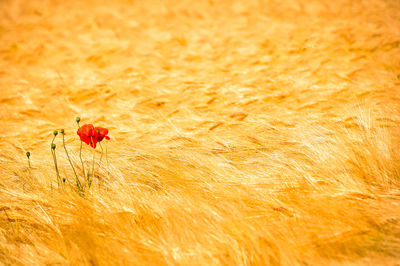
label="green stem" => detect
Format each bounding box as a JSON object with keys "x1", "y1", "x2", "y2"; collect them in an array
[
  {"x1": 51, "y1": 149, "x2": 60, "y2": 188},
  {"x1": 27, "y1": 156, "x2": 32, "y2": 182},
  {"x1": 77, "y1": 122, "x2": 86, "y2": 180},
  {"x1": 89, "y1": 136, "x2": 95, "y2": 188},
  {"x1": 99, "y1": 142, "x2": 104, "y2": 165},
  {"x1": 106, "y1": 143, "x2": 109, "y2": 179},
  {"x1": 62, "y1": 133, "x2": 81, "y2": 190},
  {"x1": 98, "y1": 142, "x2": 105, "y2": 189}
]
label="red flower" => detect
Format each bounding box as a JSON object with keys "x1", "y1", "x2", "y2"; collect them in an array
[
  {"x1": 94, "y1": 127, "x2": 110, "y2": 143},
  {"x1": 77, "y1": 124, "x2": 97, "y2": 148},
  {"x1": 77, "y1": 124, "x2": 110, "y2": 149}
]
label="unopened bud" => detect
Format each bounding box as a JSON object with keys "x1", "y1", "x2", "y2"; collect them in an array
[
  {"x1": 76, "y1": 117, "x2": 81, "y2": 123},
  {"x1": 60, "y1": 129, "x2": 65, "y2": 134},
  {"x1": 53, "y1": 130, "x2": 58, "y2": 136},
  {"x1": 26, "y1": 152, "x2": 30, "y2": 158},
  {"x1": 51, "y1": 143, "x2": 56, "y2": 150},
  {"x1": 62, "y1": 178, "x2": 66, "y2": 183}
]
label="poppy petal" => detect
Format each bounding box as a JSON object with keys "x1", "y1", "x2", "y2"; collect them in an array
[
  {"x1": 94, "y1": 127, "x2": 110, "y2": 142},
  {"x1": 77, "y1": 124, "x2": 97, "y2": 148}
]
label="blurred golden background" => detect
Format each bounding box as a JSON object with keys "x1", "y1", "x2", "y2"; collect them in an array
[{"x1": 1, "y1": 0, "x2": 400, "y2": 264}]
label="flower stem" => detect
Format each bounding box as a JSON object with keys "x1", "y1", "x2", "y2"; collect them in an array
[
  {"x1": 89, "y1": 136, "x2": 95, "y2": 188},
  {"x1": 26, "y1": 152, "x2": 31, "y2": 168},
  {"x1": 62, "y1": 132, "x2": 82, "y2": 190},
  {"x1": 99, "y1": 142, "x2": 104, "y2": 165},
  {"x1": 106, "y1": 143, "x2": 109, "y2": 179},
  {"x1": 98, "y1": 142, "x2": 104, "y2": 188},
  {"x1": 77, "y1": 122, "x2": 86, "y2": 181},
  {"x1": 51, "y1": 135, "x2": 61, "y2": 188}
]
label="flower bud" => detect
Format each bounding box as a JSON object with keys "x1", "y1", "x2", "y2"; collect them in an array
[
  {"x1": 76, "y1": 117, "x2": 81, "y2": 123},
  {"x1": 53, "y1": 130, "x2": 58, "y2": 136},
  {"x1": 62, "y1": 178, "x2": 66, "y2": 183},
  {"x1": 26, "y1": 152, "x2": 30, "y2": 158},
  {"x1": 51, "y1": 143, "x2": 56, "y2": 150},
  {"x1": 60, "y1": 129, "x2": 65, "y2": 134}
]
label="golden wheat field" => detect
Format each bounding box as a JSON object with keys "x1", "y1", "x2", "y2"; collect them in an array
[{"x1": 1, "y1": 0, "x2": 400, "y2": 265}]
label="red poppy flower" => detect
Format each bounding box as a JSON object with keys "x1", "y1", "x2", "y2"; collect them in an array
[
  {"x1": 94, "y1": 127, "x2": 110, "y2": 143},
  {"x1": 77, "y1": 124, "x2": 97, "y2": 148},
  {"x1": 77, "y1": 124, "x2": 110, "y2": 149}
]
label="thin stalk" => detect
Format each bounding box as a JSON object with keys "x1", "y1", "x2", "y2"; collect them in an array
[
  {"x1": 62, "y1": 132, "x2": 82, "y2": 190},
  {"x1": 26, "y1": 151, "x2": 31, "y2": 166},
  {"x1": 106, "y1": 143, "x2": 109, "y2": 179},
  {"x1": 98, "y1": 142, "x2": 105, "y2": 188},
  {"x1": 77, "y1": 122, "x2": 86, "y2": 180},
  {"x1": 51, "y1": 151, "x2": 60, "y2": 187},
  {"x1": 26, "y1": 152, "x2": 32, "y2": 184},
  {"x1": 90, "y1": 149, "x2": 95, "y2": 188},
  {"x1": 51, "y1": 135, "x2": 61, "y2": 188},
  {"x1": 26, "y1": 152, "x2": 30, "y2": 164},
  {"x1": 89, "y1": 136, "x2": 95, "y2": 188},
  {"x1": 99, "y1": 142, "x2": 104, "y2": 165}
]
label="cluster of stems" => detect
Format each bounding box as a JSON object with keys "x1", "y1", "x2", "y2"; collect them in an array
[
  {"x1": 61, "y1": 128, "x2": 82, "y2": 190},
  {"x1": 48, "y1": 117, "x2": 107, "y2": 194}
]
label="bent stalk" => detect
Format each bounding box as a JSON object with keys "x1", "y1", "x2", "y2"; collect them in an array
[
  {"x1": 89, "y1": 136, "x2": 95, "y2": 188},
  {"x1": 99, "y1": 142, "x2": 104, "y2": 165},
  {"x1": 62, "y1": 131, "x2": 82, "y2": 190},
  {"x1": 51, "y1": 134, "x2": 61, "y2": 188},
  {"x1": 77, "y1": 120, "x2": 86, "y2": 181}
]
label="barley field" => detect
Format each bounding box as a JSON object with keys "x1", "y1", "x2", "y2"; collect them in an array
[{"x1": 1, "y1": 0, "x2": 400, "y2": 265}]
